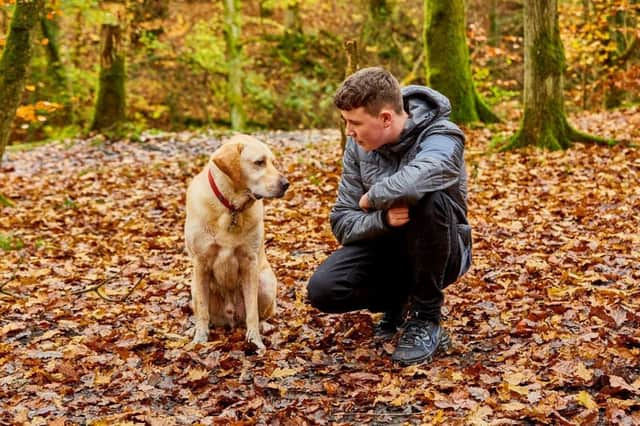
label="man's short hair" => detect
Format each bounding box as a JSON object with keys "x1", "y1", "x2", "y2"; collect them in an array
[{"x1": 334, "y1": 67, "x2": 404, "y2": 116}]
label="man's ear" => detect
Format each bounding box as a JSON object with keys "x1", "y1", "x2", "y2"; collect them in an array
[
  {"x1": 212, "y1": 143, "x2": 245, "y2": 188},
  {"x1": 379, "y1": 110, "x2": 393, "y2": 128}
]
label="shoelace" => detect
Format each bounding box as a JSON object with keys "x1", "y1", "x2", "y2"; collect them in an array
[{"x1": 398, "y1": 320, "x2": 434, "y2": 347}]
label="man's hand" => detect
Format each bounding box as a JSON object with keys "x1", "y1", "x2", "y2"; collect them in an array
[
  {"x1": 386, "y1": 204, "x2": 409, "y2": 227},
  {"x1": 359, "y1": 193, "x2": 371, "y2": 211}
]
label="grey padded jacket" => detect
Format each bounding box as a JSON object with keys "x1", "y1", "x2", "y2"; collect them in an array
[{"x1": 330, "y1": 85, "x2": 469, "y2": 247}]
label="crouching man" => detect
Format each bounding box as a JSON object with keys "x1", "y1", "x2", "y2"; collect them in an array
[{"x1": 307, "y1": 67, "x2": 472, "y2": 366}]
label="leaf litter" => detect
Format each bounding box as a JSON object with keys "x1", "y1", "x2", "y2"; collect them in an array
[{"x1": 1, "y1": 109, "x2": 639, "y2": 424}]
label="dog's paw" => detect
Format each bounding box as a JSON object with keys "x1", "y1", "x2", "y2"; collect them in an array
[
  {"x1": 260, "y1": 321, "x2": 275, "y2": 334},
  {"x1": 191, "y1": 328, "x2": 209, "y2": 345},
  {"x1": 246, "y1": 328, "x2": 266, "y2": 351}
]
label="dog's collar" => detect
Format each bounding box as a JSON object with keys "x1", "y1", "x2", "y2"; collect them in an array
[{"x1": 208, "y1": 168, "x2": 237, "y2": 212}]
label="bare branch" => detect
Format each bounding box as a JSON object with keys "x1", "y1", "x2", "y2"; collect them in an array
[
  {"x1": 0, "y1": 254, "x2": 27, "y2": 299},
  {"x1": 71, "y1": 273, "x2": 147, "y2": 302},
  {"x1": 0, "y1": 274, "x2": 24, "y2": 299}
]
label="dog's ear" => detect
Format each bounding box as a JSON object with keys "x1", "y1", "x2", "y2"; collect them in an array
[{"x1": 212, "y1": 143, "x2": 245, "y2": 188}]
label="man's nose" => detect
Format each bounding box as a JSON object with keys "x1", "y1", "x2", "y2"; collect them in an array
[{"x1": 345, "y1": 123, "x2": 355, "y2": 136}]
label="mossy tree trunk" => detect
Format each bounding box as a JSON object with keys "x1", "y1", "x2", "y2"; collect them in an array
[
  {"x1": 223, "y1": 0, "x2": 245, "y2": 130},
  {"x1": 506, "y1": 0, "x2": 610, "y2": 150},
  {"x1": 41, "y1": 15, "x2": 72, "y2": 119},
  {"x1": 0, "y1": 0, "x2": 44, "y2": 165},
  {"x1": 423, "y1": 0, "x2": 499, "y2": 124},
  {"x1": 91, "y1": 23, "x2": 126, "y2": 131}
]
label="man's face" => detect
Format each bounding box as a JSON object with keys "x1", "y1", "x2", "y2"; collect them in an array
[{"x1": 341, "y1": 107, "x2": 390, "y2": 152}]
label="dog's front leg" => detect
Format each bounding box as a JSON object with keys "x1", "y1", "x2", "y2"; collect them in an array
[
  {"x1": 191, "y1": 260, "x2": 210, "y2": 344},
  {"x1": 240, "y1": 255, "x2": 265, "y2": 351}
]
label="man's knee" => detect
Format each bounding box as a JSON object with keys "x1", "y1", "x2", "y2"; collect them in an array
[{"x1": 306, "y1": 270, "x2": 332, "y2": 312}]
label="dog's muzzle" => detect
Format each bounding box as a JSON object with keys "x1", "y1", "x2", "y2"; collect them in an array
[{"x1": 279, "y1": 177, "x2": 290, "y2": 195}]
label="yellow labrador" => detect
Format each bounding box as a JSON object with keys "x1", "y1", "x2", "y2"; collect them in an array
[{"x1": 185, "y1": 134, "x2": 289, "y2": 349}]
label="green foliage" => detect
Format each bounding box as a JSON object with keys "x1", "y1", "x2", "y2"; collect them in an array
[
  {"x1": 473, "y1": 67, "x2": 518, "y2": 106},
  {"x1": 183, "y1": 21, "x2": 227, "y2": 75},
  {"x1": 0, "y1": 193, "x2": 13, "y2": 207},
  {"x1": 138, "y1": 30, "x2": 169, "y2": 58},
  {"x1": 486, "y1": 85, "x2": 518, "y2": 106},
  {"x1": 0, "y1": 233, "x2": 24, "y2": 251},
  {"x1": 280, "y1": 76, "x2": 337, "y2": 129},
  {"x1": 561, "y1": 0, "x2": 640, "y2": 109},
  {"x1": 1, "y1": 0, "x2": 633, "y2": 141}
]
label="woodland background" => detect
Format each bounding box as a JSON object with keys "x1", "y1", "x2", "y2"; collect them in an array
[
  {"x1": 0, "y1": 0, "x2": 638, "y2": 142},
  {"x1": 1, "y1": 0, "x2": 639, "y2": 424}
]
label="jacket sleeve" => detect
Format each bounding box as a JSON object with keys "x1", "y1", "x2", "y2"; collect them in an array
[
  {"x1": 330, "y1": 139, "x2": 390, "y2": 245},
  {"x1": 367, "y1": 134, "x2": 464, "y2": 210}
]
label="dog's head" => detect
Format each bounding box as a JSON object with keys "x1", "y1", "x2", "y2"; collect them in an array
[{"x1": 211, "y1": 134, "x2": 289, "y2": 199}]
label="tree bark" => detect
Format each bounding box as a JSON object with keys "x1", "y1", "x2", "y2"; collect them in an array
[
  {"x1": 91, "y1": 24, "x2": 126, "y2": 131},
  {"x1": 488, "y1": 0, "x2": 499, "y2": 47},
  {"x1": 40, "y1": 16, "x2": 65, "y2": 89},
  {"x1": 0, "y1": 0, "x2": 44, "y2": 164},
  {"x1": 505, "y1": 0, "x2": 611, "y2": 150},
  {"x1": 223, "y1": 0, "x2": 245, "y2": 130},
  {"x1": 41, "y1": 15, "x2": 72, "y2": 119},
  {"x1": 340, "y1": 39, "x2": 359, "y2": 152},
  {"x1": 423, "y1": 0, "x2": 499, "y2": 124}
]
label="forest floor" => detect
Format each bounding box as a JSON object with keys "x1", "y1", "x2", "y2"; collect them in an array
[{"x1": 1, "y1": 107, "x2": 639, "y2": 425}]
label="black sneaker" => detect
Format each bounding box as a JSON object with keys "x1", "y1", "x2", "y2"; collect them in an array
[
  {"x1": 374, "y1": 311, "x2": 403, "y2": 338},
  {"x1": 391, "y1": 317, "x2": 451, "y2": 365}
]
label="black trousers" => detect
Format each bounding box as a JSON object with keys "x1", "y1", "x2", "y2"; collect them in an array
[{"x1": 307, "y1": 190, "x2": 470, "y2": 323}]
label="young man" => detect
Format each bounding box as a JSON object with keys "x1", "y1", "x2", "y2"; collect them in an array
[{"x1": 307, "y1": 67, "x2": 472, "y2": 365}]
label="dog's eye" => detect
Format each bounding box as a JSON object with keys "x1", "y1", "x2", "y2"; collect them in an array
[{"x1": 254, "y1": 159, "x2": 266, "y2": 167}]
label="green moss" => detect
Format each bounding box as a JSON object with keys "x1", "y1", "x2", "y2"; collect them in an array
[
  {"x1": 91, "y1": 54, "x2": 126, "y2": 131},
  {"x1": 0, "y1": 0, "x2": 44, "y2": 163},
  {"x1": 532, "y1": 24, "x2": 565, "y2": 78},
  {"x1": 423, "y1": 0, "x2": 498, "y2": 124},
  {"x1": 503, "y1": 97, "x2": 565, "y2": 150}
]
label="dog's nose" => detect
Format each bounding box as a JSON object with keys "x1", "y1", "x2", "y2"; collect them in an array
[{"x1": 280, "y1": 177, "x2": 290, "y2": 192}]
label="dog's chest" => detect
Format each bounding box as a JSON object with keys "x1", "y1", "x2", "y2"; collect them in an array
[{"x1": 208, "y1": 235, "x2": 260, "y2": 289}]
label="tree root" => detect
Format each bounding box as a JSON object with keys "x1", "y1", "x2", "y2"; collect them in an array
[
  {"x1": 567, "y1": 125, "x2": 617, "y2": 146},
  {"x1": 474, "y1": 89, "x2": 501, "y2": 124}
]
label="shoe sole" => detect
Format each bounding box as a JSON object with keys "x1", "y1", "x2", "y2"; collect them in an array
[{"x1": 393, "y1": 331, "x2": 452, "y2": 366}]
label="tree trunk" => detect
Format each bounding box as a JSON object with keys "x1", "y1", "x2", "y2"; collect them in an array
[
  {"x1": 41, "y1": 15, "x2": 72, "y2": 119},
  {"x1": 581, "y1": 0, "x2": 590, "y2": 110},
  {"x1": 40, "y1": 16, "x2": 66, "y2": 89},
  {"x1": 91, "y1": 24, "x2": 126, "y2": 131},
  {"x1": 506, "y1": 0, "x2": 610, "y2": 150},
  {"x1": 423, "y1": 0, "x2": 499, "y2": 124},
  {"x1": 488, "y1": 0, "x2": 499, "y2": 47},
  {"x1": 223, "y1": 0, "x2": 245, "y2": 130},
  {"x1": 283, "y1": 0, "x2": 302, "y2": 34},
  {"x1": 0, "y1": 0, "x2": 44, "y2": 164},
  {"x1": 340, "y1": 40, "x2": 360, "y2": 152}
]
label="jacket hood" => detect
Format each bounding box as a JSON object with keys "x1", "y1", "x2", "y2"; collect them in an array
[{"x1": 382, "y1": 85, "x2": 464, "y2": 155}]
